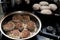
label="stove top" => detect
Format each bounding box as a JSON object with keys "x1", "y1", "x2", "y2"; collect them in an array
[
  {"x1": 1, "y1": 13, "x2": 60, "y2": 40},
  {"x1": 34, "y1": 13, "x2": 60, "y2": 39},
  {"x1": 1, "y1": 0, "x2": 60, "y2": 40}
]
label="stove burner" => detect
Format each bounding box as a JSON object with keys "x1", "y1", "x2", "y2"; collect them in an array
[
  {"x1": 46, "y1": 26, "x2": 56, "y2": 34},
  {"x1": 42, "y1": 26, "x2": 56, "y2": 35}
]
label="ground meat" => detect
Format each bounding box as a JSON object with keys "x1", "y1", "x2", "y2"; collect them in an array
[
  {"x1": 27, "y1": 21, "x2": 35, "y2": 32},
  {"x1": 22, "y1": 15, "x2": 30, "y2": 23},
  {"x1": 3, "y1": 21, "x2": 15, "y2": 31},
  {"x1": 20, "y1": 29, "x2": 30, "y2": 38},
  {"x1": 12, "y1": 14, "x2": 23, "y2": 22},
  {"x1": 8, "y1": 29, "x2": 20, "y2": 38},
  {"x1": 15, "y1": 22, "x2": 24, "y2": 31}
]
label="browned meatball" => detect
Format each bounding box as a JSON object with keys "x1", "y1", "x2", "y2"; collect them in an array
[
  {"x1": 3, "y1": 21, "x2": 15, "y2": 31},
  {"x1": 23, "y1": 15, "x2": 30, "y2": 23},
  {"x1": 20, "y1": 29, "x2": 30, "y2": 38},
  {"x1": 8, "y1": 29, "x2": 20, "y2": 38},
  {"x1": 27, "y1": 21, "x2": 36, "y2": 32},
  {"x1": 15, "y1": 22, "x2": 24, "y2": 31},
  {"x1": 12, "y1": 14, "x2": 23, "y2": 22}
]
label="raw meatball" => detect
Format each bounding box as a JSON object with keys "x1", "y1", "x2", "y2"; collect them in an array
[
  {"x1": 8, "y1": 29, "x2": 20, "y2": 38},
  {"x1": 39, "y1": 1, "x2": 49, "y2": 6},
  {"x1": 3, "y1": 21, "x2": 15, "y2": 31},
  {"x1": 40, "y1": 9, "x2": 52, "y2": 15},
  {"x1": 40, "y1": 6, "x2": 50, "y2": 10},
  {"x1": 27, "y1": 21, "x2": 36, "y2": 32},
  {"x1": 15, "y1": 22, "x2": 24, "y2": 31},
  {"x1": 12, "y1": 14, "x2": 23, "y2": 22},
  {"x1": 20, "y1": 29, "x2": 30, "y2": 38},
  {"x1": 49, "y1": 4, "x2": 57, "y2": 11},
  {"x1": 33, "y1": 4, "x2": 41, "y2": 10},
  {"x1": 23, "y1": 15, "x2": 30, "y2": 23}
]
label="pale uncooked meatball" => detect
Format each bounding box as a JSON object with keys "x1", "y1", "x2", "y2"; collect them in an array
[
  {"x1": 20, "y1": 29, "x2": 30, "y2": 38},
  {"x1": 39, "y1": 1, "x2": 49, "y2": 6},
  {"x1": 8, "y1": 29, "x2": 20, "y2": 38},
  {"x1": 33, "y1": 4, "x2": 41, "y2": 10},
  {"x1": 49, "y1": 4, "x2": 57, "y2": 11},
  {"x1": 40, "y1": 6, "x2": 50, "y2": 10},
  {"x1": 40, "y1": 9, "x2": 52, "y2": 15},
  {"x1": 3, "y1": 21, "x2": 15, "y2": 31}
]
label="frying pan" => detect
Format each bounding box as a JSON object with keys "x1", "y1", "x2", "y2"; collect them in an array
[{"x1": 0, "y1": 11, "x2": 42, "y2": 40}]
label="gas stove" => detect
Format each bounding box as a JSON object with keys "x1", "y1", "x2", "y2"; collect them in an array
[
  {"x1": 1, "y1": 0, "x2": 60, "y2": 40},
  {"x1": 1, "y1": 10, "x2": 60, "y2": 40}
]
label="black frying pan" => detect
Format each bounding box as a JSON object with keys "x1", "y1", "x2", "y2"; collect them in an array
[{"x1": 32, "y1": 1, "x2": 59, "y2": 16}]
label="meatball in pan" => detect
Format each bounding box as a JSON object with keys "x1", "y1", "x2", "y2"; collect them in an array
[
  {"x1": 3, "y1": 21, "x2": 15, "y2": 31},
  {"x1": 15, "y1": 22, "x2": 24, "y2": 31},
  {"x1": 27, "y1": 21, "x2": 36, "y2": 32},
  {"x1": 12, "y1": 14, "x2": 23, "y2": 22},
  {"x1": 7, "y1": 29, "x2": 20, "y2": 38},
  {"x1": 22, "y1": 15, "x2": 30, "y2": 23},
  {"x1": 20, "y1": 29, "x2": 30, "y2": 38}
]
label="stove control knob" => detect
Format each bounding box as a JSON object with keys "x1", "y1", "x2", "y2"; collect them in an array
[{"x1": 46, "y1": 26, "x2": 54, "y2": 33}]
